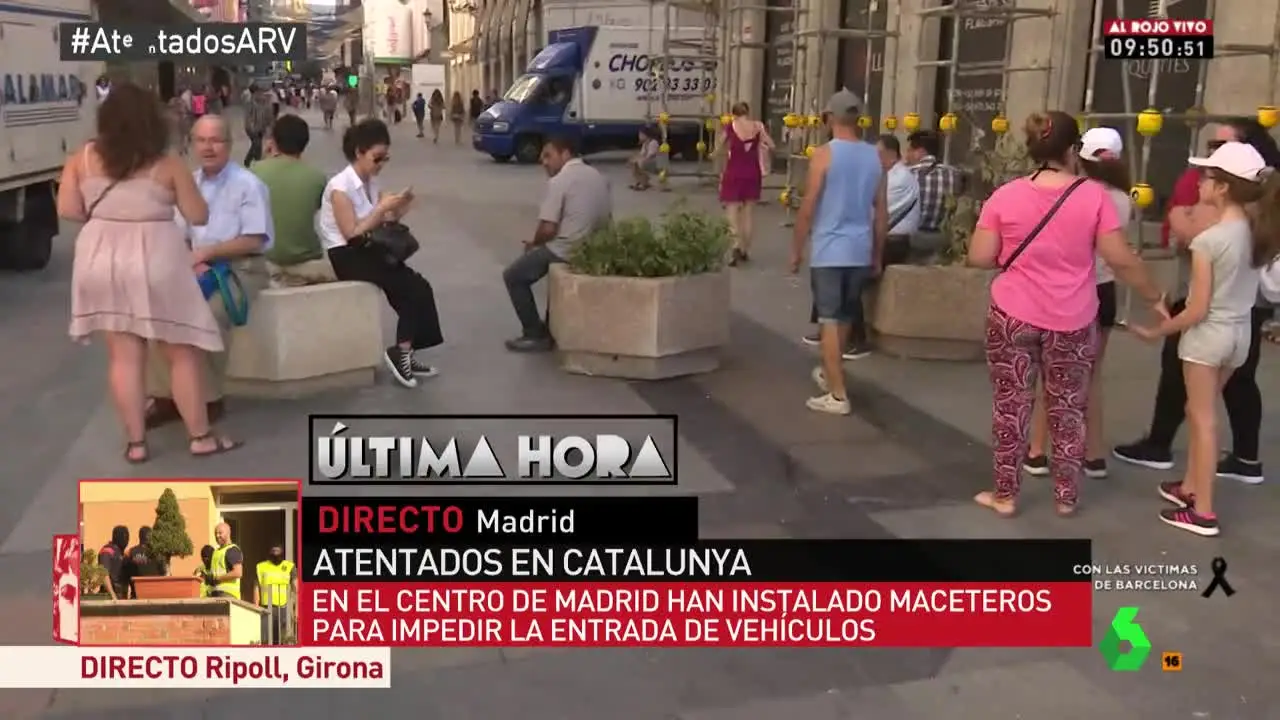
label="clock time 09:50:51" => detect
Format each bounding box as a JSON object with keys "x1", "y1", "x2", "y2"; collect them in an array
[{"x1": 1104, "y1": 35, "x2": 1214, "y2": 60}]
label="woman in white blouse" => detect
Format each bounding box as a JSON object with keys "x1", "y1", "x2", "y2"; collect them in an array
[{"x1": 319, "y1": 119, "x2": 444, "y2": 388}]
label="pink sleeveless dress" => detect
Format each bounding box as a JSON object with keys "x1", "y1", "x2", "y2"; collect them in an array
[
  {"x1": 68, "y1": 150, "x2": 223, "y2": 352},
  {"x1": 719, "y1": 122, "x2": 764, "y2": 203}
]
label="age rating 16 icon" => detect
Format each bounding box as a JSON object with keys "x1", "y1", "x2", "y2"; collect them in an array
[{"x1": 1099, "y1": 607, "x2": 1182, "y2": 672}]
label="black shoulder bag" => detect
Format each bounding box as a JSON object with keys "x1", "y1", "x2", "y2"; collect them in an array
[
  {"x1": 360, "y1": 221, "x2": 420, "y2": 264},
  {"x1": 999, "y1": 177, "x2": 1088, "y2": 271}
]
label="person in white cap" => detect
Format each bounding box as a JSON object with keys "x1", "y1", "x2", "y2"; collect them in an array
[
  {"x1": 1024, "y1": 127, "x2": 1132, "y2": 480},
  {"x1": 1128, "y1": 141, "x2": 1280, "y2": 537}
]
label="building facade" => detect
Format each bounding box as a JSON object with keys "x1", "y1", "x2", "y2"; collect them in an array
[{"x1": 445, "y1": 0, "x2": 1280, "y2": 194}]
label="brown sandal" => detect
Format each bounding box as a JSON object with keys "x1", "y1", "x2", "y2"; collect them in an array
[
  {"x1": 974, "y1": 491, "x2": 1017, "y2": 517},
  {"x1": 189, "y1": 432, "x2": 243, "y2": 458}
]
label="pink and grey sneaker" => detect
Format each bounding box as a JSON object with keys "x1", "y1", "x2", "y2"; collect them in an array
[
  {"x1": 1157, "y1": 481, "x2": 1194, "y2": 508},
  {"x1": 1159, "y1": 507, "x2": 1220, "y2": 537}
]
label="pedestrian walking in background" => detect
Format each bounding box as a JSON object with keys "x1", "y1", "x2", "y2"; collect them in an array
[
  {"x1": 243, "y1": 86, "x2": 274, "y2": 167},
  {"x1": 716, "y1": 102, "x2": 772, "y2": 266},
  {"x1": 967, "y1": 111, "x2": 1164, "y2": 518},
  {"x1": 788, "y1": 90, "x2": 883, "y2": 416},
  {"x1": 412, "y1": 92, "x2": 427, "y2": 138},
  {"x1": 449, "y1": 91, "x2": 467, "y2": 145},
  {"x1": 429, "y1": 90, "x2": 446, "y2": 143},
  {"x1": 469, "y1": 90, "x2": 484, "y2": 126}
]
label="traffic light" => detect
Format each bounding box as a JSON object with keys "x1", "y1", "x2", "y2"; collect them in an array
[{"x1": 346, "y1": 74, "x2": 358, "y2": 88}]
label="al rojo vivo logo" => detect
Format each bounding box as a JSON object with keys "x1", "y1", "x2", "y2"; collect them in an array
[{"x1": 1099, "y1": 607, "x2": 1152, "y2": 671}]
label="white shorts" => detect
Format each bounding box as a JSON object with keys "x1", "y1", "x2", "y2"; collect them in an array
[{"x1": 1178, "y1": 321, "x2": 1250, "y2": 369}]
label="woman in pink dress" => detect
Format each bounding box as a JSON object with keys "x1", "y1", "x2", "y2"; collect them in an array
[
  {"x1": 718, "y1": 102, "x2": 774, "y2": 266},
  {"x1": 58, "y1": 82, "x2": 239, "y2": 463}
]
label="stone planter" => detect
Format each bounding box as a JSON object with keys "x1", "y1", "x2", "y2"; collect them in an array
[
  {"x1": 872, "y1": 264, "x2": 994, "y2": 361},
  {"x1": 547, "y1": 264, "x2": 730, "y2": 379},
  {"x1": 131, "y1": 575, "x2": 202, "y2": 600}
]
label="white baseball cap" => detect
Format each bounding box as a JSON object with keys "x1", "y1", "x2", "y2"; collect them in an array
[
  {"x1": 1079, "y1": 127, "x2": 1123, "y2": 160},
  {"x1": 1188, "y1": 141, "x2": 1269, "y2": 181}
]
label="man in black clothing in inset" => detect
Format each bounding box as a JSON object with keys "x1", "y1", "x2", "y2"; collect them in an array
[
  {"x1": 98, "y1": 526, "x2": 129, "y2": 600},
  {"x1": 123, "y1": 526, "x2": 165, "y2": 598}
]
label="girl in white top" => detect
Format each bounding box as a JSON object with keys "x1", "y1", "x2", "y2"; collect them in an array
[
  {"x1": 1026, "y1": 127, "x2": 1134, "y2": 478},
  {"x1": 319, "y1": 119, "x2": 444, "y2": 389},
  {"x1": 1130, "y1": 141, "x2": 1280, "y2": 537}
]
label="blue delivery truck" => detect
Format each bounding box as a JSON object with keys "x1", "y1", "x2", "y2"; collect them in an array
[{"x1": 473, "y1": 25, "x2": 712, "y2": 164}]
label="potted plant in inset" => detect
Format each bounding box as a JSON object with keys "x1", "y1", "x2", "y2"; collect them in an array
[
  {"x1": 873, "y1": 117, "x2": 1033, "y2": 360},
  {"x1": 131, "y1": 488, "x2": 201, "y2": 599},
  {"x1": 79, "y1": 548, "x2": 113, "y2": 601},
  {"x1": 548, "y1": 205, "x2": 733, "y2": 379}
]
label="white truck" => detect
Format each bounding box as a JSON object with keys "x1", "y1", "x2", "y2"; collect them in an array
[
  {"x1": 0, "y1": 0, "x2": 100, "y2": 271},
  {"x1": 473, "y1": 25, "x2": 715, "y2": 163}
]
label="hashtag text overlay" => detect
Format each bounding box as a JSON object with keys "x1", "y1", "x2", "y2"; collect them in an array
[{"x1": 60, "y1": 23, "x2": 307, "y2": 62}]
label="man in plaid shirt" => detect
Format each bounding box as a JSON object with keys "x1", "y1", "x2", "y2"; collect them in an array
[{"x1": 904, "y1": 130, "x2": 964, "y2": 234}]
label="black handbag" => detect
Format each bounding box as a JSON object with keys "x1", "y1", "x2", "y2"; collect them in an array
[{"x1": 361, "y1": 221, "x2": 420, "y2": 263}]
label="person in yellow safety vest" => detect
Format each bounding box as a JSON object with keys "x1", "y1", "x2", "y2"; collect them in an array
[
  {"x1": 192, "y1": 545, "x2": 215, "y2": 598},
  {"x1": 254, "y1": 544, "x2": 295, "y2": 645},
  {"x1": 207, "y1": 522, "x2": 243, "y2": 599}
]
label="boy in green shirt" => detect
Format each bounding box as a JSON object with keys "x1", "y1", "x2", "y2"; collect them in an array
[{"x1": 251, "y1": 115, "x2": 335, "y2": 286}]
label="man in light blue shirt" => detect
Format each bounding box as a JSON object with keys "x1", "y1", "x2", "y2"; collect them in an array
[
  {"x1": 146, "y1": 115, "x2": 274, "y2": 429},
  {"x1": 789, "y1": 89, "x2": 887, "y2": 416},
  {"x1": 877, "y1": 134, "x2": 921, "y2": 263}
]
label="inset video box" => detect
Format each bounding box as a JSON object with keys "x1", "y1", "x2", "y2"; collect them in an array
[{"x1": 309, "y1": 414, "x2": 679, "y2": 485}]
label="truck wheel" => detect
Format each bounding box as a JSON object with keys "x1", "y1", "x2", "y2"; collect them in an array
[
  {"x1": 491, "y1": 154, "x2": 513, "y2": 163},
  {"x1": 0, "y1": 189, "x2": 56, "y2": 272},
  {"x1": 515, "y1": 135, "x2": 542, "y2": 164}
]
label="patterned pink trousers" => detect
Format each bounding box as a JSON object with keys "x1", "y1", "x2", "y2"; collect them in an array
[{"x1": 986, "y1": 304, "x2": 1099, "y2": 507}]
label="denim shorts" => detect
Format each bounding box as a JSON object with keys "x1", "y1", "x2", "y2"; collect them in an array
[{"x1": 810, "y1": 266, "x2": 873, "y2": 324}]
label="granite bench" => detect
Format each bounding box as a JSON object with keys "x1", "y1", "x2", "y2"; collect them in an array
[{"x1": 225, "y1": 281, "x2": 383, "y2": 398}]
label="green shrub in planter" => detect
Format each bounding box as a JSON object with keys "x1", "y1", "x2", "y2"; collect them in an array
[
  {"x1": 80, "y1": 548, "x2": 111, "y2": 596},
  {"x1": 569, "y1": 207, "x2": 732, "y2": 278}
]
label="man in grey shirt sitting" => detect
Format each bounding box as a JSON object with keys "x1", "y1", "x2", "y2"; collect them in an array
[{"x1": 503, "y1": 136, "x2": 612, "y2": 352}]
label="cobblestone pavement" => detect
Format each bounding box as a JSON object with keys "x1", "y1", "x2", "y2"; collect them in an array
[{"x1": 0, "y1": 109, "x2": 1275, "y2": 718}]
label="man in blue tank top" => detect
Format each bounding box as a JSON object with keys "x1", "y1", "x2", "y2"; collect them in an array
[{"x1": 789, "y1": 89, "x2": 887, "y2": 415}]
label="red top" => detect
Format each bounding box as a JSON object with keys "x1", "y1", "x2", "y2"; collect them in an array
[{"x1": 1162, "y1": 168, "x2": 1200, "y2": 247}]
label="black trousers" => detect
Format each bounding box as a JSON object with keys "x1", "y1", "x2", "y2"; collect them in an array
[
  {"x1": 328, "y1": 246, "x2": 444, "y2": 350},
  {"x1": 808, "y1": 236, "x2": 911, "y2": 341},
  {"x1": 1147, "y1": 298, "x2": 1272, "y2": 460},
  {"x1": 244, "y1": 133, "x2": 263, "y2": 166}
]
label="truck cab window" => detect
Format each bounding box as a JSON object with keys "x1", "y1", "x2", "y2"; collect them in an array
[{"x1": 544, "y1": 76, "x2": 573, "y2": 106}]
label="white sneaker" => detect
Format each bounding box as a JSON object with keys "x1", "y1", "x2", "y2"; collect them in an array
[
  {"x1": 811, "y1": 366, "x2": 829, "y2": 393},
  {"x1": 806, "y1": 392, "x2": 851, "y2": 415}
]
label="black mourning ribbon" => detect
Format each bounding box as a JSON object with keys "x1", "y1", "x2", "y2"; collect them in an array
[{"x1": 1201, "y1": 556, "x2": 1236, "y2": 598}]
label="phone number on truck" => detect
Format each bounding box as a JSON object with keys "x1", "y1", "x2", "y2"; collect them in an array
[{"x1": 634, "y1": 77, "x2": 716, "y2": 93}]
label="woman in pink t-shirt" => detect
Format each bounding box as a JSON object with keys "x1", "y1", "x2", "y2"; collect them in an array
[{"x1": 967, "y1": 111, "x2": 1165, "y2": 517}]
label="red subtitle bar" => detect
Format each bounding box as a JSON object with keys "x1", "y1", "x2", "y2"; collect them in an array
[
  {"x1": 1104, "y1": 18, "x2": 1213, "y2": 36},
  {"x1": 297, "y1": 582, "x2": 1092, "y2": 647}
]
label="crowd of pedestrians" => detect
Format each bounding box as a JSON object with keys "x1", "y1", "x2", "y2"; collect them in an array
[
  {"x1": 67, "y1": 78, "x2": 1280, "y2": 540},
  {"x1": 778, "y1": 90, "x2": 1280, "y2": 538}
]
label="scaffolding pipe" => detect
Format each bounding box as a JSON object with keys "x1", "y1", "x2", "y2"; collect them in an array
[{"x1": 941, "y1": 7, "x2": 961, "y2": 164}]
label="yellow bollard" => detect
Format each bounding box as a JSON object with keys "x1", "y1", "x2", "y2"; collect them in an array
[
  {"x1": 1136, "y1": 108, "x2": 1163, "y2": 137},
  {"x1": 1129, "y1": 183, "x2": 1154, "y2": 209}
]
